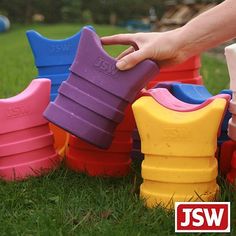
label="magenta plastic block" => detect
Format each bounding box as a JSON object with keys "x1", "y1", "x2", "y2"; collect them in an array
[
  {"x1": 0, "y1": 79, "x2": 60, "y2": 181},
  {"x1": 44, "y1": 28, "x2": 159, "y2": 149},
  {"x1": 144, "y1": 88, "x2": 230, "y2": 112}
]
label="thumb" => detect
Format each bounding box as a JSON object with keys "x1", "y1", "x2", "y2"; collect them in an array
[{"x1": 116, "y1": 49, "x2": 147, "y2": 70}]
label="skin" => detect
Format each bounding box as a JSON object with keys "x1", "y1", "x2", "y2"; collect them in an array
[{"x1": 101, "y1": 0, "x2": 236, "y2": 70}]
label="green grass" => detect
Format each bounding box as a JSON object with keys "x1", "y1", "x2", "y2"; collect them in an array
[
  {"x1": 0, "y1": 24, "x2": 235, "y2": 235},
  {"x1": 201, "y1": 54, "x2": 230, "y2": 95}
]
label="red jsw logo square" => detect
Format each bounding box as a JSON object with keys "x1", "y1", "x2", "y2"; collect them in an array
[{"x1": 175, "y1": 202, "x2": 230, "y2": 233}]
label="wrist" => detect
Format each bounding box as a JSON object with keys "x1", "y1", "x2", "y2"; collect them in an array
[{"x1": 174, "y1": 26, "x2": 196, "y2": 60}]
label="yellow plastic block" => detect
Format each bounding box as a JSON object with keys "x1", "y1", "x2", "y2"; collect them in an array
[{"x1": 132, "y1": 96, "x2": 227, "y2": 209}]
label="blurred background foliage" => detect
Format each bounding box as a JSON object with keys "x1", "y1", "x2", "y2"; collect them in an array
[{"x1": 0, "y1": 0, "x2": 223, "y2": 25}]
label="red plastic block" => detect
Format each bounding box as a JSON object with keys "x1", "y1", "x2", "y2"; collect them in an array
[
  {"x1": 227, "y1": 151, "x2": 236, "y2": 185},
  {"x1": 147, "y1": 55, "x2": 202, "y2": 89},
  {"x1": 66, "y1": 106, "x2": 136, "y2": 177},
  {"x1": 220, "y1": 140, "x2": 236, "y2": 175},
  {"x1": 0, "y1": 79, "x2": 60, "y2": 181},
  {"x1": 161, "y1": 55, "x2": 201, "y2": 72}
]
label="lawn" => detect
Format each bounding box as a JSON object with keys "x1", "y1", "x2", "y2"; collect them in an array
[{"x1": 0, "y1": 24, "x2": 235, "y2": 236}]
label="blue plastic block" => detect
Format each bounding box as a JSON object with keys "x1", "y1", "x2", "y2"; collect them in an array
[
  {"x1": 26, "y1": 26, "x2": 95, "y2": 101},
  {"x1": 220, "y1": 90, "x2": 232, "y2": 131},
  {"x1": 171, "y1": 83, "x2": 213, "y2": 104},
  {"x1": 220, "y1": 89, "x2": 232, "y2": 96}
]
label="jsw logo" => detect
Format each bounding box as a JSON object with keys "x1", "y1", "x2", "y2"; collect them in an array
[
  {"x1": 50, "y1": 43, "x2": 71, "y2": 54},
  {"x1": 175, "y1": 202, "x2": 230, "y2": 233},
  {"x1": 94, "y1": 57, "x2": 118, "y2": 76},
  {"x1": 7, "y1": 105, "x2": 31, "y2": 118}
]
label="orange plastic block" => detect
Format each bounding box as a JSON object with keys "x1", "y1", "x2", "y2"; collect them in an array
[
  {"x1": 49, "y1": 123, "x2": 69, "y2": 157},
  {"x1": 0, "y1": 79, "x2": 60, "y2": 181},
  {"x1": 66, "y1": 106, "x2": 135, "y2": 177}
]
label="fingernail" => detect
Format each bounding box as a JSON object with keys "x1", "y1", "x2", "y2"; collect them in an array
[{"x1": 116, "y1": 60, "x2": 127, "y2": 70}]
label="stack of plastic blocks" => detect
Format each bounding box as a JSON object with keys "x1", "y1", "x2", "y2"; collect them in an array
[
  {"x1": 146, "y1": 55, "x2": 202, "y2": 89},
  {"x1": 43, "y1": 28, "x2": 160, "y2": 176},
  {"x1": 26, "y1": 26, "x2": 94, "y2": 157},
  {"x1": 0, "y1": 79, "x2": 60, "y2": 181},
  {"x1": 132, "y1": 86, "x2": 230, "y2": 208},
  {"x1": 132, "y1": 56, "x2": 203, "y2": 161}
]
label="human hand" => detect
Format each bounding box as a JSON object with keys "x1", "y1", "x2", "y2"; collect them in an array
[{"x1": 101, "y1": 28, "x2": 190, "y2": 70}]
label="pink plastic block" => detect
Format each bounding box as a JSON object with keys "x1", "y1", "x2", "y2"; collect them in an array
[
  {"x1": 0, "y1": 79, "x2": 60, "y2": 181},
  {"x1": 142, "y1": 88, "x2": 230, "y2": 112}
]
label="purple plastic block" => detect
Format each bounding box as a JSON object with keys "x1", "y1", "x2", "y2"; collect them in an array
[
  {"x1": 131, "y1": 128, "x2": 144, "y2": 160},
  {"x1": 132, "y1": 128, "x2": 141, "y2": 141},
  {"x1": 44, "y1": 28, "x2": 159, "y2": 149}
]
